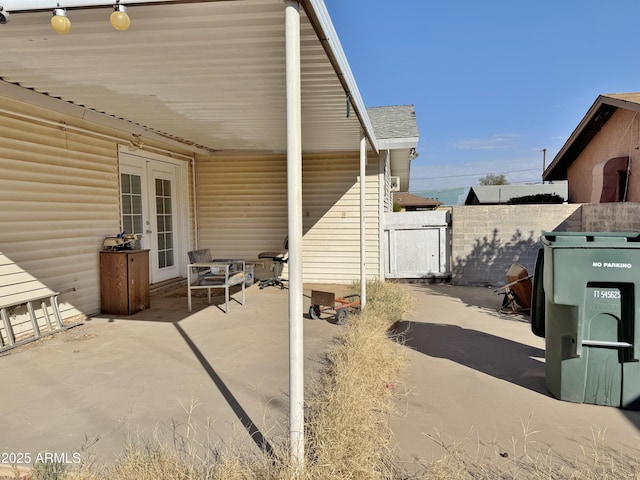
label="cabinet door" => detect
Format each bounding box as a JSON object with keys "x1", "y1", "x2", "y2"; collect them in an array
[
  {"x1": 128, "y1": 250, "x2": 150, "y2": 314},
  {"x1": 100, "y1": 253, "x2": 129, "y2": 315}
]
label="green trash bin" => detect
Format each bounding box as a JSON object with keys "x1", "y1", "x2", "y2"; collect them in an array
[{"x1": 531, "y1": 232, "x2": 640, "y2": 409}]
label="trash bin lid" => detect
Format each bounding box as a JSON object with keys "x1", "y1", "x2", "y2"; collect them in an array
[{"x1": 541, "y1": 231, "x2": 640, "y2": 248}]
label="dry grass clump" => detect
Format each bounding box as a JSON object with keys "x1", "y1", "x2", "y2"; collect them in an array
[
  {"x1": 95, "y1": 439, "x2": 202, "y2": 480},
  {"x1": 354, "y1": 280, "x2": 417, "y2": 325},
  {"x1": 411, "y1": 422, "x2": 640, "y2": 479},
  {"x1": 69, "y1": 434, "x2": 285, "y2": 480},
  {"x1": 303, "y1": 281, "x2": 414, "y2": 479}
]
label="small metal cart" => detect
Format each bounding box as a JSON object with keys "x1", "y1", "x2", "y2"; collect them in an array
[{"x1": 309, "y1": 289, "x2": 361, "y2": 325}]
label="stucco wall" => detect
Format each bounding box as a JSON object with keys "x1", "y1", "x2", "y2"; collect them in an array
[
  {"x1": 451, "y1": 204, "x2": 582, "y2": 286},
  {"x1": 568, "y1": 109, "x2": 640, "y2": 203}
]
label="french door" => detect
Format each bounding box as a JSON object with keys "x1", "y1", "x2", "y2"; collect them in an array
[{"x1": 119, "y1": 151, "x2": 184, "y2": 284}]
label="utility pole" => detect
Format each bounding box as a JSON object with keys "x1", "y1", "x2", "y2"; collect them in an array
[{"x1": 541, "y1": 148, "x2": 547, "y2": 183}]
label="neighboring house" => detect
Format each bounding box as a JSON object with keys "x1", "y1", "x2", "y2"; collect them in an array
[
  {"x1": 392, "y1": 193, "x2": 441, "y2": 211},
  {"x1": 544, "y1": 93, "x2": 640, "y2": 203},
  {"x1": 463, "y1": 183, "x2": 568, "y2": 205},
  {"x1": 0, "y1": 0, "x2": 415, "y2": 325}
]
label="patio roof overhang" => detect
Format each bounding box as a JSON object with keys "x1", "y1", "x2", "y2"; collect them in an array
[{"x1": 0, "y1": 0, "x2": 379, "y2": 155}]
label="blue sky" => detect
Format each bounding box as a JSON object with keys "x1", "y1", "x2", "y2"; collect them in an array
[{"x1": 324, "y1": 0, "x2": 640, "y2": 192}]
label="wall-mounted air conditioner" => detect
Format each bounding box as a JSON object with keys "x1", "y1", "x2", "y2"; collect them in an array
[{"x1": 390, "y1": 176, "x2": 400, "y2": 192}]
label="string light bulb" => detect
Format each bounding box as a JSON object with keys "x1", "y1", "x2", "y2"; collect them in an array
[
  {"x1": 51, "y1": 7, "x2": 70, "y2": 34},
  {"x1": 110, "y1": 3, "x2": 130, "y2": 31},
  {"x1": 0, "y1": 6, "x2": 10, "y2": 25}
]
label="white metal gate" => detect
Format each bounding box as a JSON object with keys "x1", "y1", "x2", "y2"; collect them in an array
[{"x1": 384, "y1": 211, "x2": 451, "y2": 279}]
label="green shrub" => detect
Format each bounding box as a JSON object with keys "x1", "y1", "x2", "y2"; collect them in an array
[{"x1": 507, "y1": 193, "x2": 565, "y2": 204}]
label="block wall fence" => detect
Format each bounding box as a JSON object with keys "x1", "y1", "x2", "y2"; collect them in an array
[{"x1": 450, "y1": 203, "x2": 640, "y2": 286}]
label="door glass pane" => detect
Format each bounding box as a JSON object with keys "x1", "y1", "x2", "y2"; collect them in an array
[
  {"x1": 132, "y1": 198, "x2": 142, "y2": 215},
  {"x1": 122, "y1": 216, "x2": 133, "y2": 234},
  {"x1": 120, "y1": 173, "x2": 143, "y2": 249},
  {"x1": 133, "y1": 216, "x2": 143, "y2": 235},
  {"x1": 155, "y1": 178, "x2": 174, "y2": 269},
  {"x1": 131, "y1": 175, "x2": 141, "y2": 194},
  {"x1": 121, "y1": 194, "x2": 132, "y2": 215}
]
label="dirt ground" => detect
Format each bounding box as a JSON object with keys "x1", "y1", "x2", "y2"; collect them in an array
[{"x1": 2, "y1": 282, "x2": 640, "y2": 476}]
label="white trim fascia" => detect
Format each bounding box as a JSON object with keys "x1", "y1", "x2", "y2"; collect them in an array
[{"x1": 377, "y1": 137, "x2": 419, "y2": 150}]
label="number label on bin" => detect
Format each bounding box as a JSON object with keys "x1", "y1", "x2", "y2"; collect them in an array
[{"x1": 593, "y1": 289, "x2": 622, "y2": 300}]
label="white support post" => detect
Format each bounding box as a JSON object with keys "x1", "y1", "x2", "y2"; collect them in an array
[
  {"x1": 285, "y1": 0, "x2": 304, "y2": 469},
  {"x1": 360, "y1": 133, "x2": 367, "y2": 309}
]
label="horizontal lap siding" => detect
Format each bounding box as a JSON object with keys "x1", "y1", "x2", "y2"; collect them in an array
[
  {"x1": 303, "y1": 152, "x2": 380, "y2": 283},
  {"x1": 196, "y1": 154, "x2": 288, "y2": 259},
  {"x1": 196, "y1": 151, "x2": 381, "y2": 284},
  {"x1": 0, "y1": 99, "x2": 121, "y2": 334}
]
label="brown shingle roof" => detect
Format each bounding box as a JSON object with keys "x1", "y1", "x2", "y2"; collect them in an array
[{"x1": 393, "y1": 192, "x2": 442, "y2": 207}]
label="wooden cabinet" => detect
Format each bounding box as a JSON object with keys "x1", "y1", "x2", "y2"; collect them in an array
[{"x1": 100, "y1": 250, "x2": 150, "y2": 315}]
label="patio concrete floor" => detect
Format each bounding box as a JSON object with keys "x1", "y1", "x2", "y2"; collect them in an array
[{"x1": 1, "y1": 281, "x2": 640, "y2": 473}]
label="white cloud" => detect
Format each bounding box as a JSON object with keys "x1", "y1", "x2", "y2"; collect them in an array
[{"x1": 455, "y1": 133, "x2": 520, "y2": 151}]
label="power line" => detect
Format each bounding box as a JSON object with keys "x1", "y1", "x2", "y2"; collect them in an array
[
  {"x1": 411, "y1": 167, "x2": 540, "y2": 181},
  {"x1": 412, "y1": 177, "x2": 551, "y2": 191}
]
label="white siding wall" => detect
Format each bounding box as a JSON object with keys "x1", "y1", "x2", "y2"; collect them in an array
[
  {"x1": 302, "y1": 152, "x2": 381, "y2": 283},
  {"x1": 0, "y1": 97, "x2": 120, "y2": 327},
  {"x1": 195, "y1": 151, "x2": 382, "y2": 284},
  {"x1": 0, "y1": 96, "x2": 194, "y2": 337},
  {"x1": 195, "y1": 153, "x2": 289, "y2": 258}
]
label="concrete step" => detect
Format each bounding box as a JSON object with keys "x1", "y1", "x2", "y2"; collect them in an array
[{"x1": 150, "y1": 277, "x2": 187, "y2": 296}]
